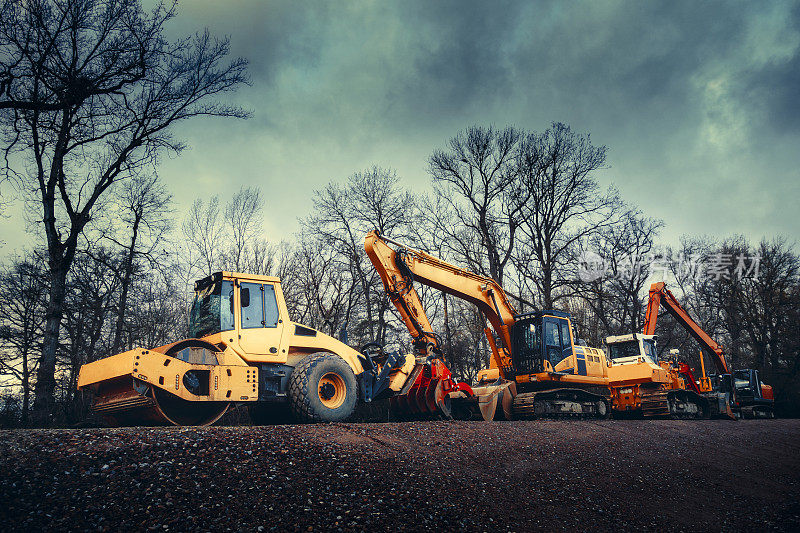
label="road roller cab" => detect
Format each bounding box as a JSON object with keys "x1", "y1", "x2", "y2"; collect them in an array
[{"x1": 78, "y1": 271, "x2": 419, "y2": 425}]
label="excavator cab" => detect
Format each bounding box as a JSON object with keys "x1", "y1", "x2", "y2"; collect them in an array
[
  {"x1": 513, "y1": 312, "x2": 574, "y2": 374},
  {"x1": 511, "y1": 311, "x2": 606, "y2": 378},
  {"x1": 732, "y1": 369, "x2": 775, "y2": 418},
  {"x1": 606, "y1": 334, "x2": 659, "y2": 366}
]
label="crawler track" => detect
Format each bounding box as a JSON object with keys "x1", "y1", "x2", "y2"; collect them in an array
[{"x1": 513, "y1": 388, "x2": 611, "y2": 419}]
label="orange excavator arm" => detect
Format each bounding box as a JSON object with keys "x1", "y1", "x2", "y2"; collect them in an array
[
  {"x1": 644, "y1": 282, "x2": 730, "y2": 374},
  {"x1": 364, "y1": 231, "x2": 517, "y2": 376}
]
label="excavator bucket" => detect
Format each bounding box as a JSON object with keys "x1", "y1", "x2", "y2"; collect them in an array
[
  {"x1": 388, "y1": 359, "x2": 473, "y2": 420},
  {"x1": 389, "y1": 370, "x2": 450, "y2": 419},
  {"x1": 465, "y1": 379, "x2": 517, "y2": 421}
]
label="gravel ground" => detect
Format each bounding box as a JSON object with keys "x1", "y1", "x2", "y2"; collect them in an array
[{"x1": 1, "y1": 419, "x2": 799, "y2": 532}]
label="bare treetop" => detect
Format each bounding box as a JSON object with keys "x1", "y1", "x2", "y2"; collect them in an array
[
  {"x1": 427, "y1": 126, "x2": 524, "y2": 286},
  {"x1": 0, "y1": 0, "x2": 249, "y2": 421}
]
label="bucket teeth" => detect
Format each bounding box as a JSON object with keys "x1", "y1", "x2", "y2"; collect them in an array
[{"x1": 389, "y1": 362, "x2": 469, "y2": 420}]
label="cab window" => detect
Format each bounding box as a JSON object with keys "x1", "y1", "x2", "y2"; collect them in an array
[
  {"x1": 264, "y1": 284, "x2": 280, "y2": 327},
  {"x1": 513, "y1": 320, "x2": 541, "y2": 374},
  {"x1": 546, "y1": 321, "x2": 561, "y2": 346},
  {"x1": 560, "y1": 322, "x2": 572, "y2": 354},
  {"x1": 642, "y1": 340, "x2": 658, "y2": 363},
  {"x1": 240, "y1": 282, "x2": 264, "y2": 329},
  {"x1": 545, "y1": 320, "x2": 563, "y2": 367}
]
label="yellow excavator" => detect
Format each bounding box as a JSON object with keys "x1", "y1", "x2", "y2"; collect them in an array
[
  {"x1": 365, "y1": 231, "x2": 621, "y2": 419},
  {"x1": 77, "y1": 271, "x2": 472, "y2": 426}
]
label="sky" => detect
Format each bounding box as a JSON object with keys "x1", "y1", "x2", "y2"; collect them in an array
[{"x1": 2, "y1": 0, "x2": 799, "y2": 254}]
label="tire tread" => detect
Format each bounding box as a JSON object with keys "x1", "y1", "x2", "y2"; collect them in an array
[{"x1": 288, "y1": 352, "x2": 356, "y2": 423}]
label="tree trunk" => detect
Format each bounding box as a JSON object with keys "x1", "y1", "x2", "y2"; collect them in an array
[
  {"x1": 22, "y1": 348, "x2": 30, "y2": 426},
  {"x1": 112, "y1": 215, "x2": 140, "y2": 354},
  {"x1": 32, "y1": 262, "x2": 69, "y2": 425},
  {"x1": 442, "y1": 292, "x2": 453, "y2": 361},
  {"x1": 543, "y1": 267, "x2": 553, "y2": 309}
]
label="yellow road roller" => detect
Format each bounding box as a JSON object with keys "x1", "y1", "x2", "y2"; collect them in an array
[{"x1": 77, "y1": 271, "x2": 475, "y2": 426}]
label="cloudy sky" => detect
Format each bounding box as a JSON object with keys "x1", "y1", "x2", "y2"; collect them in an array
[{"x1": 2, "y1": 0, "x2": 799, "y2": 252}]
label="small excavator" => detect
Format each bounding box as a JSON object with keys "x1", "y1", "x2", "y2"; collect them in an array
[
  {"x1": 604, "y1": 332, "x2": 705, "y2": 418},
  {"x1": 642, "y1": 282, "x2": 774, "y2": 418}
]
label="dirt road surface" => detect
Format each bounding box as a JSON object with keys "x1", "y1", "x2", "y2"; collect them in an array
[{"x1": 1, "y1": 419, "x2": 799, "y2": 532}]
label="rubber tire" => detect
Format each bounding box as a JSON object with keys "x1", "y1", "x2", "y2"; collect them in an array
[{"x1": 288, "y1": 352, "x2": 358, "y2": 423}]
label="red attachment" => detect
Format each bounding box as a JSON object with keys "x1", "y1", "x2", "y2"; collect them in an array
[
  {"x1": 761, "y1": 383, "x2": 774, "y2": 401},
  {"x1": 390, "y1": 358, "x2": 473, "y2": 419},
  {"x1": 675, "y1": 361, "x2": 702, "y2": 395}
]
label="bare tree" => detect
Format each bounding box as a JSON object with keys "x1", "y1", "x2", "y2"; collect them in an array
[
  {"x1": 222, "y1": 186, "x2": 271, "y2": 274},
  {"x1": 305, "y1": 167, "x2": 413, "y2": 345},
  {"x1": 427, "y1": 126, "x2": 524, "y2": 286},
  {"x1": 124, "y1": 267, "x2": 187, "y2": 351},
  {"x1": 285, "y1": 233, "x2": 358, "y2": 336},
  {"x1": 0, "y1": 0, "x2": 248, "y2": 421},
  {"x1": 738, "y1": 238, "x2": 798, "y2": 380},
  {"x1": 574, "y1": 209, "x2": 663, "y2": 336},
  {"x1": 691, "y1": 235, "x2": 752, "y2": 370},
  {"x1": 514, "y1": 122, "x2": 621, "y2": 309},
  {"x1": 0, "y1": 254, "x2": 47, "y2": 425},
  {"x1": 183, "y1": 187, "x2": 272, "y2": 279},
  {"x1": 60, "y1": 247, "x2": 118, "y2": 417},
  {"x1": 182, "y1": 196, "x2": 223, "y2": 276},
  {"x1": 105, "y1": 174, "x2": 172, "y2": 354}
]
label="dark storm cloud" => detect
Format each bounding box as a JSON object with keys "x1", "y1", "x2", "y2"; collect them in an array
[
  {"x1": 736, "y1": 3, "x2": 800, "y2": 135},
  {"x1": 223, "y1": 1, "x2": 784, "y2": 145},
  {"x1": 4, "y1": 0, "x2": 796, "y2": 253},
  {"x1": 394, "y1": 1, "x2": 525, "y2": 115},
  {"x1": 130, "y1": 0, "x2": 800, "y2": 242}
]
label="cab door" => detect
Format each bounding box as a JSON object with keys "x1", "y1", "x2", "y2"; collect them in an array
[
  {"x1": 237, "y1": 282, "x2": 285, "y2": 356},
  {"x1": 544, "y1": 317, "x2": 578, "y2": 373},
  {"x1": 544, "y1": 318, "x2": 564, "y2": 370}
]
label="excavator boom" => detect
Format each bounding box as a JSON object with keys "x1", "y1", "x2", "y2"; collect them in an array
[
  {"x1": 365, "y1": 232, "x2": 516, "y2": 375},
  {"x1": 644, "y1": 282, "x2": 730, "y2": 374}
]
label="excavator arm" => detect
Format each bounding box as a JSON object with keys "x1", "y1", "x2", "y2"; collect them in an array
[
  {"x1": 365, "y1": 231, "x2": 517, "y2": 377},
  {"x1": 644, "y1": 282, "x2": 730, "y2": 374}
]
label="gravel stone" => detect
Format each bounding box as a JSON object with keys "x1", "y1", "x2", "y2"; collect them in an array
[{"x1": 0, "y1": 420, "x2": 798, "y2": 531}]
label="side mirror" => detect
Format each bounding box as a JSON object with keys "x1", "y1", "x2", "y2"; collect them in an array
[{"x1": 241, "y1": 287, "x2": 250, "y2": 308}]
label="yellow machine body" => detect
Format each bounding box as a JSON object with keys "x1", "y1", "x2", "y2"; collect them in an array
[
  {"x1": 78, "y1": 271, "x2": 417, "y2": 426},
  {"x1": 604, "y1": 333, "x2": 712, "y2": 417}
]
